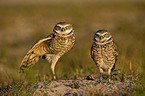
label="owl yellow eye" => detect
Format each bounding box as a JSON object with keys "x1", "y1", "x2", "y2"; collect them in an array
[
  {"x1": 65, "y1": 26, "x2": 71, "y2": 30},
  {"x1": 55, "y1": 26, "x2": 61, "y2": 30},
  {"x1": 104, "y1": 34, "x2": 108, "y2": 37}
]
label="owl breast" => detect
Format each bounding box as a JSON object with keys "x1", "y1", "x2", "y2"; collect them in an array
[
  {"x1": 94, "y1": 42, "x2": 115, "y2": 71},
  {"x1": 48, "y1": 34, "x2": 75, "y2": 55}
]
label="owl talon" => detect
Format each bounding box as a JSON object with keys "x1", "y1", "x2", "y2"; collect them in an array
[
  {"x1": 99, "y1": 81, "x2": 103, "y2": 84},
  {"x1": 53, "y1": 75, "x2": 56, "y2": 80}
]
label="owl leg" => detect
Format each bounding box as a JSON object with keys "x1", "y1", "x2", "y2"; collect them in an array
[
  {"x1": 108, "y1": 69, "x2": 111, "y2": 82},
  {"x1": 51, "y1": 55, "x2": 60, "y2": 80},
  {"x1": 99, "y1": 68, "x2": 103, "y2": 82}
]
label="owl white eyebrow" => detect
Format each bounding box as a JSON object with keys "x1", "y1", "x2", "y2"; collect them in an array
[
  {"x1": 57, "y1": 24, "x2": 70, "y2": 28},
  {"x1": 96, "y1": 32, "x2": 108, "y2": 36},
  {"x1": 102, "y1": 32, "x2": 108, "y2": 36},
  {"x1": 95, "y1": 33, "x2": 101, "y2": 35}
]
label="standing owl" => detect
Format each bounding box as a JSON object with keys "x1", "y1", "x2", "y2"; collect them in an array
[
  {"x1": 91, "y1": 30, "x2": 118, "y2": 82},
  {"x1": 19, "y1": 22, "x2": 75, "y2": 79}
]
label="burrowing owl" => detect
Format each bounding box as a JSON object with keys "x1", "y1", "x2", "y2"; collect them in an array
[
  {"x1": 91, "y1": 30, "x2": 118, "y2": 82},
  {"x1": 19, "y1": 22, "x2": 75, "y2": 79}
]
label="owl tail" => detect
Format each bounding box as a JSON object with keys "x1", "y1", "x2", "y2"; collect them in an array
[{"x1": 19, "y1": 51, "x2": 40, "y2": 73}]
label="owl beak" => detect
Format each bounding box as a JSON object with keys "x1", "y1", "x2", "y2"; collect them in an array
[
  {"x1": 61, "y1": 28, "x2": 65, "y2": 32},
  {"x1": 99, "y1": 36, "x2": 103, "y2": 40}
]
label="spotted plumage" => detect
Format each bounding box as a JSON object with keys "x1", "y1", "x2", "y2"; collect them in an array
[
  {"x1": 19, "y1": 22, "x2": 75, "y2": 79},
  {"x1": 91, "y1": 30, "x2": 118, "y2": 82}
]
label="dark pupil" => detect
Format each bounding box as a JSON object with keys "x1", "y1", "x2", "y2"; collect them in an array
[{"x1": 104, "y1": 34, "x2": 108, "y2": 37}]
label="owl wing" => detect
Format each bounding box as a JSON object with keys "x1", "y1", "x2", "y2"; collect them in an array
[
  {"x1": 111, "y1": 42, "x2": 118, "y2": 70},
  {"x1": 91, "y1": 43, "x2": 97, "y2": 62},
  {"x1": 91, "y1": 45, "x2": 94, "y2": 59},
  {"x1": 19, "y1": 33, "x2": 55, "y2": 73},
  {"x1": 113, "y1": 42, "x2": 118, "y2": 60}
]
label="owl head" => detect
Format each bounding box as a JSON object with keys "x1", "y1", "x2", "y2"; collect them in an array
[
  {"x1": 53, "y1": 22, "x2": 73, "y2": 36},
  {"x1": 94, "y1": 30, "x2": 113, "y2": 44}
]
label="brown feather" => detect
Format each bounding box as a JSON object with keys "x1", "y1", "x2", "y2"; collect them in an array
[{"x1": 19, "y1": 34, "x2": 54, "y2": 73}]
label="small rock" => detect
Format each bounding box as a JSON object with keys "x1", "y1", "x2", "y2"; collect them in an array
[{"x1": 86, "y1": 75, "x2": 95, "y2": 80}]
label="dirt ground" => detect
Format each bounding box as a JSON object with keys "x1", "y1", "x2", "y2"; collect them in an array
[{"x1": 32, "y1": 79, "x2": 136, "y2": 96}]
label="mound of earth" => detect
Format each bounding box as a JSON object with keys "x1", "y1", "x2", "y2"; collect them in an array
[{"x1": 32, "y1": 79, "x2": 136, "y2": 96}]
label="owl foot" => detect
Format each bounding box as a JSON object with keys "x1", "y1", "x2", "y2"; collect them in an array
[{"x1": 53, "y1": 75, "x2": 56, "y2": 80}]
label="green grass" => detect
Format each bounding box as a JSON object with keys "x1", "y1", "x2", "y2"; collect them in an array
[{"x1": 0, "y1": 1, "x2": 145, "y2": 95}]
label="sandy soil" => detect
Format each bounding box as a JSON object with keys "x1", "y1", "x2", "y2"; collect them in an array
[{"x1": 32, "y1": 79, "x2": 135, "y2": 96}]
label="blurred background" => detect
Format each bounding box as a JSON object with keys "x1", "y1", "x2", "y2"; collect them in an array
[{"x1": 0, "y1": 0, "x2": 145, "y2": 94}]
